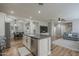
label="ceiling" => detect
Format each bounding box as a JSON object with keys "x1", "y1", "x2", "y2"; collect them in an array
[{"x1": 0, "y1": 3, "x2": 79, "y2": 21}]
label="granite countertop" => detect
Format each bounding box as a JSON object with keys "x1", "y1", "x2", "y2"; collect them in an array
[{"x1": 24, "y1": 34, "x2": 50, "y2": 39}]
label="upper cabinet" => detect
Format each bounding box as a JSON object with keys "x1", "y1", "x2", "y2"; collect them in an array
[
  {"x1": 24, "y1": 20, "x2": 31, "y2": 35},
  {"x1": 24, "y1": 19, "x2": 40, "y2": 35},
  {"x1": 30, "y1": 20, "x2": 40, "y2": 35}
]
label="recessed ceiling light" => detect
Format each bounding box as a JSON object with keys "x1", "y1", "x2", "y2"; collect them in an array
[
  {"x1": 38, "y1": 10, "x2": 41, "y2": 14},
  {"x1": 10, "y1": 10, "x2": 14, "y2": 14}
]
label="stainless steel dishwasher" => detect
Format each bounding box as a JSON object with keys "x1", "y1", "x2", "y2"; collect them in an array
[{"x1": 31, "y1": 37, "x2": 38, "y2": 56}]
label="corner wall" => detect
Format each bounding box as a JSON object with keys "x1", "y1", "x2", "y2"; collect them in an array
[
  {"x1": 72, "y1": 20, "x2": 79, "y2": 33},
  {"x1": 0, "y1": 12, "x2": 5, "y2": 36}
]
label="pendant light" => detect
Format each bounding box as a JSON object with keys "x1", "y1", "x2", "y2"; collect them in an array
[
  {"x1": 58, "y1": 18, "x2": 61, "y2": 23},
  {"x1": 14, "y1": 19, "x2": 17, "y2": 27}
]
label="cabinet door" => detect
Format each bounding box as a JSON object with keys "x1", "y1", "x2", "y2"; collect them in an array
[
  {"x1": 31, "y1": 38, "x2": 38, "y2": 55},
  {"x1": 23, "y1": 36, "x2": 31, "y2": 50},
  {"x1": 38, "y1": 38, "x2": 49, "y2": 56}
]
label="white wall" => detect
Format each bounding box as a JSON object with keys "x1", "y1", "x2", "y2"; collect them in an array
[
  {"x1": 39, "y1": 21, "x2": 48, "y2": 26},
  {"x1": 51, "y1": 20, "x2": 66, "y2": 37},
  {"x1": 0, "y1": 12, "x2": 5, "y2": 36},
  {"x1": 51, "y1": 20, "x2": 56, "y2": 36},
  {"x1": 33, "y1": 20, "x2": 48, "y2": 26},
  {"x1": 72, "y1": 20, "x2": 79, "y2": 33},
  {"x1": 17, "y1": 21, "x2": 24, "y2": 32}
]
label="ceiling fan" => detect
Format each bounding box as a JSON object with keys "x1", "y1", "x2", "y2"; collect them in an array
[{"x1": 58, "y1": 18, "x2": 65, "y2": 23}]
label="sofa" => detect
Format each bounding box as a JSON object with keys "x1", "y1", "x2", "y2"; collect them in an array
[
  {"x1": 0, "y1": 36, "x2": 6, "y2": 55},
  {"x1": 63, "y1": 32, "x2": 79, "y2": 41}
]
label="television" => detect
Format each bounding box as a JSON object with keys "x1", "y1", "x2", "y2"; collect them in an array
[{"x1": 40, "y1": 26, "x2": 48, "y2": 33}]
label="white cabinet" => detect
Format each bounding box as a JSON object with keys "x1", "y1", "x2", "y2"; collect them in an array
[
  {"x1": 23, "y1": 36, "x2": 31, "y2": 49},
  {"x1": 24, "y1": 21, "x2": 31, "y2": 35},
  {"x1": 38, "y1": 37, "x2": 51, "y2": 56},
  {"x1": 24, "y1": 20, "x2": 40, "y2": 35},
  {"x1": 30, "y1": 20, "x2": 40, "y2": 35}
]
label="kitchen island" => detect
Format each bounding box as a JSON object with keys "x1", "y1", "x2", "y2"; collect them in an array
[{"x1": 23, "y1": 34, "x2": 51, "y2": 56}]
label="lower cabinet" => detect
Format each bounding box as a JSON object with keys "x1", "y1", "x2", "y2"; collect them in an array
[
  {"x1": 38, "y1": 37, "x2": 51, "y2": 56},
  {"x1": 23, "y1": 36, "x2": 51, "y2": 56},
  {"x1": 22, "y1": 36, "x2": 31, "y2": 50}
]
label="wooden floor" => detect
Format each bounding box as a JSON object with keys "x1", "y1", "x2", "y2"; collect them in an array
[
  {"x1": 51, "y1": 44, "x2": 79, "y2": 56},
  {"x1": 2, "y1": 38, "x2": 33, "y2": 56},
  {"x1": 2, "y1": 37, "x2": 79, "y2": 56}
]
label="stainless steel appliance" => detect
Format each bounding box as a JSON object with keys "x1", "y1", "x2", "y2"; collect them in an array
[{"x1": 31, "y1": 38, "x2": 38, "y2": 56}]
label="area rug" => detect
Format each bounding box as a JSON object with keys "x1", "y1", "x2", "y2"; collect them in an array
[
  {"x1": 18, "y1": 47, "x2": 31, "y2": 56},
  {"x1": 53, "y1": 39, "x2": 79, "y2": 51}
]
